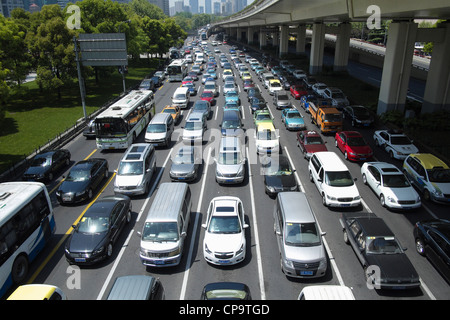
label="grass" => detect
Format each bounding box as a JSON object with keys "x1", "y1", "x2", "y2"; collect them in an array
[{"x1": 0, "y1": 60, "x2": 159, "y2": 174}]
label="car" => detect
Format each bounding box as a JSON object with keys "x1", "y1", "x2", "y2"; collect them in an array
[
  {"x1": 204, "y1": 81, "x2": 218, "y2": 97},
  {"x1": 322, "y1": 87, "x2": 349, "y2": 109},
  {"x1": 182, "y1": 81, "x2": 197, "y2": 96},
  {"x1": 361, "y1": 162, "x2": 421, "y2": 210},
  {"x1": 249, "y1": 96, "x2": 268, "y2": 114},
  {"x1": 200, "y1": 91, "x2": 215, "y2": 106},
  {"x1": 139, "y1": 78, "x2": 154, "y2": 91},
  {"x1": 373, "y1": 129, "x2": 419, "y2": 160},
  {"x1": 281, "y1": 108, "x2": 305, "y2": 131},
  {"x1": 238, "y1": 65, "x2": 249, "y2": 76},
  {"x1": 334, "y1": 131, "x2": 373, "y2": 161},
  {"x1": 339, "y1": 212, "x2": 421, "y2": 290},
  {"x1": 403, "y1": 153, "x2": 450, "y2": 203},
  {"x1": 223, "y1": 82, "x2": 236, "y2": 95},
  {"x1": 192, "y1": 99, "x2": 211, "y2": 120},
  {"x1": 292, "y1": 69, "x2": 307, "y2": 80},
  {"x1": 413, "y1": 219, "x2": 450, "y2": 283},
  {"x1": 297, "y1": 130, "x2": 328, "y2": 159},
  {"x1": 22, "y1": 149, "x2": 71, "y2": 182},
  {"x1": 224, "y1": 90, "x2": 240, "y2": 105},
  {"x1": 273, "y1": 93, "x2": 291, "y2": 109},
  {"x1": 56, "y1": 158, "x2": 109, "y2": 204},
  {"x1": 202, "y1": 196, "x2": 248, "y2": 265},
  {"x1": 187, "y1": 71, "x2": 198, "y2": 81},
  {"x1": 150, "y1": 76, "x2": 161, "y2": 87},
  {"x1": 201, "y1": 73, "x2": 213, "y2": 84},
  {"x1": 220, "y1": 110, "x2": 244, "y2": 137},
  {"x1": 200, "y1": 282, "x2": 252, "y2": 300},
  {"x1": 83, "y1": 119, "x2": 96, "y2": 139},
  {"x1": 268, "y1": 79, "x2": 283, "y2": 95},
  {"x1": 154, "y1": 70, "x2": 165, "y2": 81},
  {"x1": 299, "y1": 94, "x2": 317, "y2": 113},
  {"x1": 303, "y1": 76, "x2": 318, "y2": 89},
  {"x1": 343, "y1": 105, "x2": 374, "y2": 127},
  {"x1": 161, "y1": 105, "x2": 181, "y2": 124},
  {"x1": 255, "y1": 122, "x2": 279, "y2": 154},
  {"x1": 261, "y1": 155, "x2": 298, "y2": 197},
  {"x1": 241, "y1": 71, "x2": 252, "y2": 81},
  {"x1": 169, "y1": 145, "x2": 201, "y2": 182},
  {"x1": 182, "y1": 76, "x2": 194, "y2": 85},
  {"x1": 278, "y1": 74, "x2": 293, "y2": 90},
  {"x1": 311, "y1": 83, "x2": 328, "y2": 97},
  {"x1": 206, "y1": 68, "x2": 217, "y2": 79},
  {"x1": 247, "y1": 87, "x2": 261, "y2": 101},
  {"x1": 191, "y1": 65, "x2": 201, "y2": 75},
  {"x1": 182, "y1": 112, "x2": 206, "y2": 144},
  {"x1": 253, "y1": 109, "x2": 273, "y2": 127},
  {"x1": 64, "y1": 194, "x2": 132, "y2": 265},
  {"x1": 7, "y1": 284, "x2": 67, "y2": 300},
  {"x1": 242, "y1": 79, "x2": 255, "y2": 91},
  {"x1": 285, "y1": 64, "x2": 297, "y2": 74},
  {"x1": 290, "y1": 84, "x2": 308, "y2": 100}
]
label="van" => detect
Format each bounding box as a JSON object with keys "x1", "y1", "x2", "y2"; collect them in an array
[
  {"x1": 172, "y1": 87, "x2": 190, "y2": 109},
  {"x1": 308, "y1": 151, "x2": 361, "y2": 207},
  {"x1": 145, "y1": 113, "x2": 174, "y2": 147},
  {"x1": 298, "y1": 285, "x2": 355, "y2": 300},
  {"x1": 182, "y1": 112, "x2": 206, "y2": 144},
  {"x1": 139, "y1": 182, "x2": 191, "y2": 267},
  {"x1": 114, "y1": 143, "x2": 156, "y2": 196},
  {"x1": 106, "y1": 275, "x2": 165, "y2": 300},
  {"x1": 273, "y1": 192, "x2": 327, "y2": 278},
  {"x1": 215, "y1": 136, "x2": 246, "y2": 184}
]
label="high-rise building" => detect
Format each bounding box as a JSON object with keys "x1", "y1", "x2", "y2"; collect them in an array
[
  {"x1": 189, "y1": 0, "x2": 198, "y2": 14},
  {"x1": 1, "y1": 0, "x2": 24, "y2": 17},
  {"x1": 204, "y1": 0, "x2": 211, "y2": 14}
]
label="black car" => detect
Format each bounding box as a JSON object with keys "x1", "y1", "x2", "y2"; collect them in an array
[
  {"x1": 340, "y1": 212, "x2": 421, "y2": 290},
  {"x1": 139, "y1": 78, "x2": 155, "y2": 91},
  {"x1": 414, "y1": 219, "x2": 450, "y2": 284},
  {"x1": 261, "y1": 155, "x2": 298, "y2": 197},
  {"x1": 150, "y1": 76, "x2": 162, "y2": 88},
  {"x1": 23, "y1": 149, "x2": 71, "y2": 182},
  {"x1": 247, "y1": 87, "x2": 261, "y2": 102},
  {"x1": 200, "y1": 282, "x2": 252, "y2": 300},
  {"x1": 56, "y1": 158, "x2": 109, "y2": 205},
  {"x1": 250, "y1": 97, "x2": 268, "y2": 114},
  {"x1": 65, "y1": 194, "x2": 132, "y2": 265},
  {"x1": 343, "y1": 105, "x2": 374, "y2": 127}
]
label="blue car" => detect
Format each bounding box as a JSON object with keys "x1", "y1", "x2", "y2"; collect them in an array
[
  {"x1": 223, "y1": 102, "x2": 242, "y2": 115},
  {"x1": 281, "y1": 108, "x2": 305, "y2": 131},
  {"x1": 224, "y1": 90, "x2": 240, "y2": 105},
  {"x1": 206, "y1": 68, "x2": 217, "y2": 79}
]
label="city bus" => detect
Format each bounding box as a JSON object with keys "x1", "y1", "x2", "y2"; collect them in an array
[
  {"x1": 0, "y1": 182, "x2": 56, "y2": 298},
  {"x1": 94, "y1": 90, "x2": 155, "y2": 150},
  {"x1": 167, "y1": 59, "x2": 187, "y2": 82}
]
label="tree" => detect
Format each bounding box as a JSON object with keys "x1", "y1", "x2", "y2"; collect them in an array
[{"x1": 128, "y1": 0, "x2": 166, "y2": 20}]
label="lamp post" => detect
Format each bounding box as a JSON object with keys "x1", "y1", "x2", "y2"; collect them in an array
[{"x1": 118, "y1": 20, "x2": 131, "y2": 94}]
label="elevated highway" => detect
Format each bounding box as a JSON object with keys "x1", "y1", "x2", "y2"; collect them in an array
[{"x1": 211, "y1": 0, "x2": 450, "y2": 115}]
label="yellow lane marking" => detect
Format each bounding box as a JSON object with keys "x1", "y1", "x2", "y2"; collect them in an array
[{"x1": 27, "y1": 171, "x2": 116, "y2": 284}]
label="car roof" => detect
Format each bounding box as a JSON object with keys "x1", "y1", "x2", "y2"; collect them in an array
[
  {"x1": 72, "y1": 158, "x2": 103, "y2": 169},
  {"x1": 211, "y1": 196, "x2": 240, "y2": 216},
  {"x1": 343, "y1": 212, "x2": 394, "y2": 237},
  {"x1": 367, "y1": 162, "x2": 402, "y2": 174},
  {"x1": 341, "y1": 131, "x2": 362, "y2": 137},
  {"x1": 303, "y1": 130, "x2": 321, "y2": 137},
  {"x1": 257, "y1": 122, "x2": 275, "y2": 131},
  {"x1": 410, "y1": 153, "x2": 449, "y2": 170}
]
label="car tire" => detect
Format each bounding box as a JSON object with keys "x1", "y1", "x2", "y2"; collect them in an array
[
  {"x1": 88, "y1": 188, "x2": 93, "y2": 200},
  {"x1": 415, "y1": 238, "x2": 426, "y2": 256},
  {"x1": 12, "y1": 255, "x2": 29, "y2": 284},
  {"x1": 322, "y1": 193, "x2": 327, "y2": 207},
  {"x1": 362, "y1": 173, "x2": 367, "y2": 185},
  {"x1": 126, "y1": 210, "x2": 132, "y2": 224},
  {"x1": 380, "y1": 194, "x2": 386, "y2": 207},
  {"x1": 343, "y1": 230, "x2": 350, "y2": 244},
  {"x1": 309, "y1": 171, "x2": 313, "y2": 182},
  {"x1": 423, "y1": 189, "x2": 431, "y2": 202},
  {"x1": 106, "y1": 243, "x2": 113, "y2": 259}
]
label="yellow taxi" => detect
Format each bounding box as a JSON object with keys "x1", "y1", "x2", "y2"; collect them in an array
[
  {"x1": 7, "y1": 284, "x2": 66, "y2": 300},
  {"x1": 161, "y1": 105, "x2": 181, "y2": 124},
  {"x1": 255, "y1": 122, "x2": 279, "y2": 154},
  {"x1": 241, "y1": 71, "x2": 252, "y2": 81}
]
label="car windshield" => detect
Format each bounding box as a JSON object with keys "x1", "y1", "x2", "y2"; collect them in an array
[
  {"x1": 391, "y1": 135, "x2": 412, "y2": 145},
  {"x1": 202, "y1": 92, "x2": 213, "y2": 98},
  {"x1": 227, "y1": 92, "x2": 238, "y2": 97},
  {"x1": 142, "y1": 222, "x2": 179, "y2": 242},
  {"x1": 305, "y1": 136, "x2": 324, "y2": 145},
  {"x1": 256, "y1": 113, "x2": 271, "y2": 121},
  {"x1": 194, "y1": 103, "x2": 208, "y2": 112},
  {"x1": 286, "y1": 111, "x2": 301, "y2": 119},
  {"x1": 366, "y1": 236, "x2": 403, "y2": 254},
  {"x1": 66, "y1": 168, "x2": 90, "y2": 182},
  {"x1": 218, "y1": 151, "x2": 242, "y2": 165},
  {"x1": 332, "y1": 92, "x2": 345, "y2": 99},
  {"x1": 325, "y1": 171, "x2": 354, "y2": 187},
  {"x1": 205, "y1": 85, "x2": 215, "y2": 90},
  {"x1": 174, "y1": 94, "x2": 186, "y2": 100},
  {"x1": 77, "y1": 215, "x2": 109, "y2": 234},
  {"x1": 163, "y1": 108, "x2": 176, "y2": 114},
  {"x1": 383, "y1": 174, "x2": 410, "y2": 188},
  {"x1": 323, "y1": 113, "x2": 342, "y2": 122},
  {"x1": 285, "y1": 222, "x2": 321, "y2": 246},
  {"x1": 31, "y1": 157, "x2": 51, "y2": 167},
  {"x1": 257, "y1": 129, "x2": 276, "y2": 140},
  {"x1": 265, "y1": 161, "x2": 292, "y2": 176},
  {"x1": 270, "y1": 82, "x2": 281, "y2": 87},
  {"x1": 353, "y1": 107, "x2": 371, "y2": 118},
  {"x1": 427, "y1": 168, "x2": 450, "y2": 183},
  {"x1": 146, "y1": 124, "x2": 166, "y2": 133},
  {"x1": 118, "y1": 161, "x2": 143, "y2": 175},
  {"x1": 185, "y1": 121, "x2": 203, "y2": 130},
  {"x1": 347, "y1": 136, "x2": 367, "y2": 146},
  {"x1": 208, "y1": 215, "x2": 241, "y2": 234}
]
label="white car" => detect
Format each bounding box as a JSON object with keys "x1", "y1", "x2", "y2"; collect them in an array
[
  {"x1": 361, "y1": 162, "x2": 421, "y2": 210},
  {"x1": 373, "y1": 129, "x2": 419, "y2": 160},
  {"x1": 202, "y1": 196, "x2": 248, "y2": 265},
  {"x1": 223, "y1": 82, "x2": 236, "y2": 95},
  {"x1": 322, "y1": 87, "x2": 349, "y2": 109},
  {"x1": 312, "y1": 83, "x2": 328, "y2": 97},
  {"x1": 293, "y1": 69, "x2": 307, "y2": 80},
  {"x1": 255, "y1": 123, "x2": 280, "y2": 154}
]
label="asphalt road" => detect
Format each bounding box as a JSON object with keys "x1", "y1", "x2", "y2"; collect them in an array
[{"x1": 22, "y1": 39, "x2": 449, "y2": 301}]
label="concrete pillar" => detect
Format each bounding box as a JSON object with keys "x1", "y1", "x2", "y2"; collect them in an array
[
  {"x1": 247, "y1": 27, "x2": 254, "y2": 45},
  {"x1": 236, "y1": 27, "x2": 242, "y2": 42},
  {"x1": 259, "y1": 28, "x2": 267, "y2": 49},
  {"x1": 377, "y1": 21, "x2": 418, "y2": 115},
  {"x1": 422, "y1": 22, "x2": 450, "y2": 113},
  {"x1": 309, "y1": 23, "x2": 325, "y2": 75},
  {"x1": 295, "y1": 25, "x2": 306, "y2": 54},
  {"x1": 334, "y1": 22, "x2": 351, "y2": 71},
  {"x1": 279, "y1": 25, "x2": 289, "y2": 57},
  {"x1": 272, "y1": 28, "x2": 279, "y2": 47}
]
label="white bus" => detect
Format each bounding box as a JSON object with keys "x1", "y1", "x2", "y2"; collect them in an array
[
  {"x1": 95, "y1": 90, "x2": 155, "y2": 150},
  {"x1": 0, "y1": 182, "x2": 56, "y2": 298},
  {"x1": 167, "y1": 59, "x2": 187, "y2": 82}
]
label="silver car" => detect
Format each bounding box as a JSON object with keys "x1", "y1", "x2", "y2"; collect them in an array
[
  {"x1": 215, "y1": 136, "x2": 246, "y2": 185},
  {"x1": 169, "y1": 146, "x2": 201, "y2": 182},
  {"x1": 273, "y1": 93, "x2": 291, "y2": 110}
]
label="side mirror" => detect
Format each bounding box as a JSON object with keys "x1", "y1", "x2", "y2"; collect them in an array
[{"x1": 201, "y1": 223, "x2": 207, "y2": 229}]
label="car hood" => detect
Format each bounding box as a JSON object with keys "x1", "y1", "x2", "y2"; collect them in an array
[
  {"x1": 145, "y1": 132, "x2": 166, "y2": 140},
  {"x1": 392, "y1": 144, "x2": 419, "y2": 153},
  {"x1": 385, "y1": 186, "x2": 419, "y2": 201},
  {"x1": 324, "y1": 184, "x2": 359, "y2": 198},
  {"x1": 265, "y1": 174, "x2": 296, "y2": 189},
  {"x1": 257, "y1": 139, "x2": 279, "y2": 148},
  {"x1": 284, "y1": 243, "x2": 325, "y2": 262},
  {"x1": 58, "y1": 180, "x2": 90, "y2": 194},
  {"x1": 305, "y1": 144, "x2": 327, "y2": 153},
  {"x1": 115, "y1": 174, "x2": 143, "y2": 188},
  {"x1": 430, "y1": 181, "x2": 450, "y2": 194},
  {"x1": 183, "y1": 129, "x2": 203, "y2": 138},
  {"x1": 140, "y1": 239, "x2": 179, "y2": 252},
  {"x1": 204, "y1": 232, "x2": 244, "y2": 253},
  {"x1": 221, "y1": 128, "x2": 244, "y2": 137},
  {"x1": 347, "y1": 145, "x2": 372, "y2": 154},
  {"x1": 24, "y1": 166, "x2": 49, "y2": 176},
  {"x1": 217, "y1": 163, "x2": 244, "y2": 175},
  {"x1": 67, "y1": 231, "x2": 107, "y2": 253},
  {"x1": 171, "y1": 163, "x2": 196, "y2": 174},
  {"x1": 366, "y1": 253, "x2": 419, "y2": 283}
]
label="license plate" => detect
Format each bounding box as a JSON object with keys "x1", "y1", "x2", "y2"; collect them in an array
[
  {"x1": 364, "y1": 124, "x2": 369, "y2": 126},
  {"x1": 226, "y1": 179, "x2": 234, "y2": 182},
  {"x1": 63, "y1": 196, "x2": 71, "y2": 202},
  {"x1": 392, "y1": 286, "x2": 405, "y2": 290},
  {"x1": 178, "y1": 177, "x2": 185, "y2": 180},
  {"x1": 340, "y1": 204, "x2": 350, "y2": 207},
  {"x1": 300, "y1": 270, "x2": 314, "y2": 276},
  {"x1": 219, "y1": 260, "x2": 230, "y2": 264},
  {"x1": 154, "y1": 260, "x2": 164, "y2": 265},
  {"x1": 75, "y1": 258, "x2": 86, "y2": 263},
  {"x1": 359, "y1": 158, "x2": 366, "y2": 160}
]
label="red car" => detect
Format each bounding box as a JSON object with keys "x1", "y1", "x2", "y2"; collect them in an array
[
  {"x1": 296, "y1": 130, "x2": 328, "y2": 159},
  {"x1": 243, "y1": 80, "x2": 255, "y2": 91},
  {"x1": 200, "y1": 91, "x2": 215, "y2": 104},
  {"x1": 290, "y1": 84, "x2": 308, "y2": 99},
  {"x1": 334, "y1": 131, "x2": 373, "y2": 161}
]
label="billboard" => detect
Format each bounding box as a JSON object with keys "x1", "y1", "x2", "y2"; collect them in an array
[{"x1": 77, "y1": 33, "x2": 128, "y2": 67}]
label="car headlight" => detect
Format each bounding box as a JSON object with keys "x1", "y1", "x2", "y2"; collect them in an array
[
  {"x1": 204, "y1": 243, "x2": 212, "y2": 254},
  {"x1": 283, "y1": 258, "x2": 294, "y2": 268},
  {"x1": 236, "y1": 244, "x2": 245, "y2": 255},
  {"x1": 93, "y1": 246, "x2": 104, "y2": 255},
  {"x1": 319, "y1": 258, "x2": 327, "y2": 270},
  {"x1": 354, "y1": 195, "x2": 361, "y2": 200},
  {"x1": 167, "y1": 247, "x2": 181, "y2": 257},
  {"x1": 432, "y1": 189, "x2": 443, "y2": 197},
  {"x1": 387, "y1": 196, "x2": 397, "y2": 203},
  {"x1": 266, "y1": 186, "x2": 275, "y2": 193},
  {"x1": 327, "y1": 195, "x2": 337, "y2": 201}
]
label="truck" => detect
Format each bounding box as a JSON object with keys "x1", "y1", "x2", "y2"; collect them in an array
[{"x1": 309, "y1": 99, "x2": 343, "y2": 134}]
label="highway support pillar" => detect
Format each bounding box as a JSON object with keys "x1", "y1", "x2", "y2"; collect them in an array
[
  {"x1": 377, "y1": 21, "x2": 418, "y2": 115},
  {"x1": 422, "y1": 22, "x2": 450, "y2": 113},
  {"x1": 279, "y1": 25, "x2": 289, "y2": 58},
  {"x1": 248, "y1": 27, "x2": 254, "y2": 45},
  {"x1": 333, "y1": 22, "x2": 351, "y2": 72},
  {"x1": 259, "y1": 28, "x2": 267, "y2": 49},
  {"x1": 294, "y1": 25, "x2": 306, "y2": 54},
  {"x1": 236, "y1": 27, "x2": 242, "y2": 42},
  {"x1": 309, "y1": 23, "x2": 325, "y2": 75}
]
